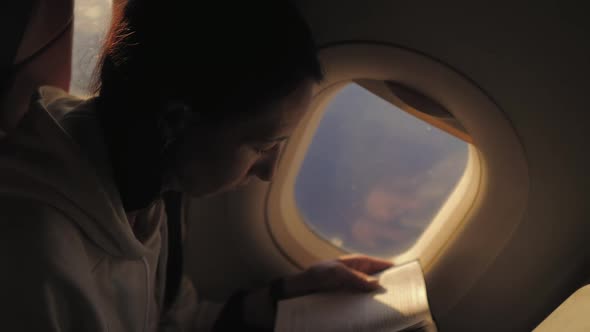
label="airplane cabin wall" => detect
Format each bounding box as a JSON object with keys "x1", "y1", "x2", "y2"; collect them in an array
[
  {"x1": 292, "y1": 1, "x2": 590, "y2": 330},
  {"x1": 183, "y1": 2, "x2": 590, "y2": 331}
]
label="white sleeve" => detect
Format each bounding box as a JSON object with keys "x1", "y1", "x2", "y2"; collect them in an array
[{"x1": 0, "y1": 199, "x2": 105, "y2": 331}]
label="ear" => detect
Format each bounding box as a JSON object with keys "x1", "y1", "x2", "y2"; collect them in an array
[{"x1": 159, "y1": 100, "x2": 196, "y2": 147}]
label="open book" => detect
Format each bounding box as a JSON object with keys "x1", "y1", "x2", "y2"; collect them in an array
[{"x1": 275, "y1": 260, "x2": 437, "y2": 332}]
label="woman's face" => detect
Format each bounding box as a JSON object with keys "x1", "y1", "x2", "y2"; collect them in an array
[{"x1": 168, "y1": 79, "x2": 314, "y2": 197}]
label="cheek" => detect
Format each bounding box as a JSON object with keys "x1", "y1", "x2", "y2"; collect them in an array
[
  {"x1": 176, "y1": 142, "x2": 257, "y2": 191},
  {"x1": 215, "y1": 146, "x2": 257, "y2": 181}
]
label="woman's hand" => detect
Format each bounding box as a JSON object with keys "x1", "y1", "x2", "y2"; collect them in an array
[
  {"x1": 241, "y1": 255, "x2": 393, "y2": 328},
  {"x1": 282, "y1": 254, "x2": 394, "y2": 299}
]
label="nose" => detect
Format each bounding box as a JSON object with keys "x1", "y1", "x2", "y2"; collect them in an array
[{"x1": 251, "y1": 147, "x2": 280, "y2": 182}]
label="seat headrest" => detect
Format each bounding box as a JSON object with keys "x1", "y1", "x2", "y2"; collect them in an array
[
  {"x1": 1, "y1": 0, "x2": 74, "y2": 136},
  {"x1": 1, "y1": 0, "x2": 36, "y2": 92},
  {"x1": 13, "y1": 0, "x2": 73, "y2": 67}
]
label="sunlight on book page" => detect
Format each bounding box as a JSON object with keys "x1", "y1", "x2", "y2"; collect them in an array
[{"x1": 275, "y1": 261, "x2": 437, "y2": 332}]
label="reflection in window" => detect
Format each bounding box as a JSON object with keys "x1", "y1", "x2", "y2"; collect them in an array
[
  {"x1": 70, "y1": 0, "x2": 112, "y2": 96},
  {"x1": 295, "y1": 84, "x2": 469, "y2": 257}
]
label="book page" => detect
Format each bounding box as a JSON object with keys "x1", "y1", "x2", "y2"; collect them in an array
[{"x1": 275, "y1": 261, "x2": 436, "y2": 332}]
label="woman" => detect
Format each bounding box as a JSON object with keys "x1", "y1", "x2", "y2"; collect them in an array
[{"x1": 0, "y1": 0, "x2": 392, "y2": 330}]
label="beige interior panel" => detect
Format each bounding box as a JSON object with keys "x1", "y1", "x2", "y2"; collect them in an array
[
  {"x1": 266, "y1": 43, "x2": 529, "y2": 324},
  {"x1": 534, "y1": 285, "x2": 590, "y2": 332},
  {"x1": 184, "y1": 2, "x2": 589, "y2": 331}
]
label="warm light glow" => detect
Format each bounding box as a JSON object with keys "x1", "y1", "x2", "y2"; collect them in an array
[{"x1": 70, "y1": 0, "x2": 113, "y2": 95}]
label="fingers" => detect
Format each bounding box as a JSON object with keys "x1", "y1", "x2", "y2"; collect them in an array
[
  {"x1": 288, "y1": 260, "x2": 386, "y2": 298},
  {"x1": 337, "y1": 265, "x2": 381, "y2": 292},
  {"x1": 310, "y1": 262, "x2": 381, "y2": 293},
  {"x1": 337, "y1": 254, "x2": 394, "y2": 275}
]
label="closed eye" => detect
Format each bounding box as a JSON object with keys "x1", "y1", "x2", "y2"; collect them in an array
[{"x1": 253, "y1": 143, "x2": 278, "y2": 154}]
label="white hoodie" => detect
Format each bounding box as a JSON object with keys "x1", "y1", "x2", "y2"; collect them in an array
[{"x1": 0, "y1": 86, "x2": 224, "y2": 331}]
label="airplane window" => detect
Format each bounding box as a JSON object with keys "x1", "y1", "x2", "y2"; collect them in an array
[
  {"x1": 69, "y1": 0, "x2": 113, "y2": 95},
  {"x1": 295, "y1": 84, "x2": 469, "y2": 257}
]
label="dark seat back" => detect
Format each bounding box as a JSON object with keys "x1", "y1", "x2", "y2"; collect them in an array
[{"x1": 0, "y1": 0, "x2": 74, "y2": 136}]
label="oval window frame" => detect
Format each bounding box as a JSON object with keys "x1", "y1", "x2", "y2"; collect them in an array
[{"x1": 265, "y1": 43, "x2": 528, "y2": 315}]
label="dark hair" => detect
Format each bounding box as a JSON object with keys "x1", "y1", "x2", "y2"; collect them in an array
[
  {"x1": 94, "y1": 0, "x2": 323, "y2": 210},
  {"x1": 96, "y1": 0, "x2": 322, "y2": 118}
]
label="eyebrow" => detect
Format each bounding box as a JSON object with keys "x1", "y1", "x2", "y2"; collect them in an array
[{"x1": 261, "y1": 136, "x2": 290, "y2": 142}]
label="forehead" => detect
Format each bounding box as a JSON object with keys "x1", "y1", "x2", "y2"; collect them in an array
[
  {"x1": 240, "y1": 107, "x2": 295, "y2": 138},
  {"x1": 234, "y1": 81, "x2": 313, "y2": 140}
]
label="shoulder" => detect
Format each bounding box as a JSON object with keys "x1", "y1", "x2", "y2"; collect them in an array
[
  {"x1": 0, "y1": 195, "x2": 103, "y2": 273},
  {"x1": 37, "y1": 85, "x2": 89, "y2": 120},
  {"x1": 0, "y1": 196, "x2": 108, "y2": 331}
]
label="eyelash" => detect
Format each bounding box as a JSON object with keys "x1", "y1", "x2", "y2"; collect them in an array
[
  {"x1": 253, "y1": 144, "x2": 278, "y2": 154},
  {"x1": 254, "y1": 147, "x2": 271, "y2": 154}
]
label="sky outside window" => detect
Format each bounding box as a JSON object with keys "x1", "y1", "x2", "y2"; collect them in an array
[{"x1": 295, "y1": 84, "x2": 469, "y2": 257}]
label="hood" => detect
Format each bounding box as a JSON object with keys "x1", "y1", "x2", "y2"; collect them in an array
[{"x1": 0, "y1": 86, "x2": 150, "y2": 259}]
